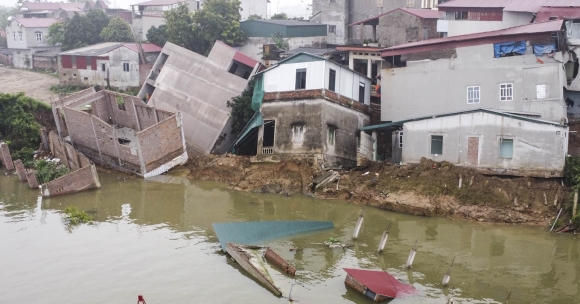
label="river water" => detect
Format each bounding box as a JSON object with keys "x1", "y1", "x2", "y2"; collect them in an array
[{"x1": 1, "y1": 169, "x2": 579, "y2": 304}]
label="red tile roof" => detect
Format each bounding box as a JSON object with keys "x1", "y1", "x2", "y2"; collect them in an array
[
  {"x1": 350, "y1": 8, "x2": 443, "y2": 26},
  {"x1": 22, "y1": 2, "x2": 84, "y2": 10},
  {"x1": 131, "y1": 0, "x2": 185, "y2": 6},
  {"x1": 438, "y1": 0, "x2": 580, "y2": 13},
  {"x1": 214, "y1": 40, "x2": 261, "y2": 69},
  {"x1": 536, "y1": 7, "x2": 580, "y2": 22},
  {"x1": 381, "y1": 19, "x2": 563, "y2": 57},
  {"x1": 14, "y1": 18, "x2": 61, "y2": 28},
  {"x1": 343, "y1": 268, "x2": 415, "y2": 299},
  {"x1": 124, "y1": 43, "x2": 163, "y2": 53}
]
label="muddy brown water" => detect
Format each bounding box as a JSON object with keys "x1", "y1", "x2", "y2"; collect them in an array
[{"x1": 1, "y1": 169, "x2": 579, "y2": 304}]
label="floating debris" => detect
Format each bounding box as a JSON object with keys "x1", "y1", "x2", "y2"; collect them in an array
[{"x1": 343, "y1": 268, "x2": 415, "y2": 302}]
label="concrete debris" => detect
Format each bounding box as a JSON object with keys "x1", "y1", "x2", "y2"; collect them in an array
[
  {"x1": 0, "y1": 142, "x2": 15, "y2": 171},
  {"x1": 14, "y1": 160, "x2": 28, "y2": 182},
  {"x1": 312, "y1": 170, "x2": 340, "y2": 190},
  {"x1": 40, "y1": 164, "x2": 100, "y2": 197}
]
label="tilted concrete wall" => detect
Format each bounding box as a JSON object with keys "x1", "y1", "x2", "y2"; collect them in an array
[
  {"x1": 401, "y1": 111, "x2": 568, "y2": 177},
  {"x1": 0, "y1": 142, "x2": 15, "y2": 171},
  {"x1": 377, "y1": 11, "x2": 439, "y2": 48},
  {"x1": 40, "y1": 164, "x2": 100, "y2": 197},
  {"x1": 138, "y1": 114, "x2": 184, "y2": 173}
]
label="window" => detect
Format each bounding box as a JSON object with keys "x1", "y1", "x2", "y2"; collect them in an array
[
  {"x1": 123, "y1": 62, "x2": 130, "y2": 72},
  {"x1": 500, "y1": 138, "x2": 513, "y2": 159},
  {"x1": 431, "y1": 135, "x2": 443, "y2": 155},
  {"x1": 293, "y1": 125, "x2": 304, "y2": 143},
  {"x1": 407, "y1": 0, "x2": 415, "y2": 8},
  {"x1": 329, "y1": 25, "x2": 336, "y2": 34},
  {"x1": 18, "y1": 32, "x2": 22, "y2": 41},
  {"x1": 328, "y1": 128, "x2": 335, "y2": 146},
  {"x1": 398, "y1": 131, "x2": 403, "y2": 148},
  {"x1": 358, "y1": 82, "x2": 365, "y2": 103},
  {"x1": 228, "y1": 62, "x2": 239, "y2": 74},
  {"x1": 329, "y1": 69, "x2": 336, "y2": 92},
  {"x1": 101, "y1": 63, "x2": 106, "y2": 72},
  {"x1": 13, "y1": 32, "x2": 16, "y2": 41},
  {"x1": 467, "y1": 86, "x2": 480, "y2": 104},
  {"x1": 455, "y1": 12, "x2": 468, "y2": 20},
  {"x1": 295, "y1": 68, "x2": 307, "y2": 90},
  {"x1": 376, "y1": 0, "x2": 382, "y2": 8},
  {"x1": 36, "y1": 32, "x2": 42, "y2": 42},
  {"x1": 499, "y1": 83, "x2": 513, "y2": 101}
]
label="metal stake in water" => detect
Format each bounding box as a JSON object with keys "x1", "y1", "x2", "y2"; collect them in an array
[
  {"x1": 352, "y1": 213, "x2": 364, "y2": 240},
  {"x1": 288, "y1": 279, "x2": 296, "y2": 302},
  {"x1": 377, "y1": 222, "x2": 392, "y2": 253},
  {"x1": 405, "y1": 240, "x2": 418, "y2": 269},
  {"x1": 442, "y1": 256, "x2": 455, "y2": 286}
]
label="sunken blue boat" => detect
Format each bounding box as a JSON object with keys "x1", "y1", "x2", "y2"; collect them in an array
[{"x1": 212, "y1": 221, "x2": 334, "y2": 252}]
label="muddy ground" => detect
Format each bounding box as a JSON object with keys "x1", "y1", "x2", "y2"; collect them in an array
[
  {"x1": 0, "y1": 67, "x2": 59, "y2": 103},
  {"x1": 186, "y1": 155, "x2": 572, "y2": 226}
]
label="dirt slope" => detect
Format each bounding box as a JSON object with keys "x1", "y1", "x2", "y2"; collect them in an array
[{"x1": 0, "y1": 67, "x2": 59, "y2": 103}]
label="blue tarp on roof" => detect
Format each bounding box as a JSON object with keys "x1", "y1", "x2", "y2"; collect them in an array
[
  {"x1": 533, "y1": 43, "x2": 557, "y2": 56},
  {"x1": 494, "y1": 41, "x2": 526, "y2": 58},
  {"x1": 213, "y1": 221, "x2": 334, "y2": 252}
]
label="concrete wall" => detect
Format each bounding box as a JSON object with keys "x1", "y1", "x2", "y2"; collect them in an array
[
  {"x1": 263, "y1": 59, "x2": 371, "y2": 105},
  {"x1": 6, "y1": 21, "x2": 53, "y2": 49},
  {"x1": 377, "y1": 10, "x2": 439, "y2": 47},
  {"x1": 311, "y1": 0, "x2": 349, "y2": 45},
  {"x1": 40, "y1": 165, "x2": 101, "y2": 197},
  {"x1": 138, "y1": 114, "x2": 184, "y2": 172},
  {"x1": 33, "y1": 54, "x2": 58, "y2": 71},
  {"x1": 133, "y1": 15, "x2": 166, "y2": 41},
  {"x1": 238, "y1": 36, "x2": 327, "y2": 62},
  {"x1": 381, "y1": 44, "x2": 567, "y2": 123},
  {"x1": 259, "y1": 98, "x2": 369, "y2": 167},
  {"x1": 401, "y1": 111, "x2": 568, "y2": 177},
  {"x1": 143, "y1": 42, "x2": 255, "y2": 155},
  {"x1": 442, "y1": 11, "x2": 534, "y2": 37}
]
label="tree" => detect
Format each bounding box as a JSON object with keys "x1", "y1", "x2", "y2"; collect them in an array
[
  {"x1": 0, "y1": 35, "x2": 6, "y2": 48},
  {"x1": 146, "y1": 25, "x2": 167, "y2": 47},
  {"x1": 226, "y1": 80, "x2": 255, "y2": 136},
  {"x1": 85, "y1": 10, "x2": 110, "y2": 45},
  {"x1": 47, "y1": 22, "x2": 64, "y2": 46},
  {"x1": 164, "y1": 3, "x2": 195, "y2": 51},
  {"x1": 271, "y1": 12, "x2": 288, "y2": 20},
  {"x1": 190, "y1": 0, "x2": 246, "y2": 55},
  {"x1": 247, "y1": 14, "x2": 262, "y2": 20},
  {"x1": 271, "y1": 33, "x2": 289, "y2": 51},
  {"x1": 61, "y1": 13, "x2": 93, "y2": 50},
  {"x1": 100, "y1": 17, "x2": 133, "y2": 42}
]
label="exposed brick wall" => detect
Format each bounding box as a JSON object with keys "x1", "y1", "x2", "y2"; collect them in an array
[
  {"x1": 0, "y1": 52, "x2": 13, "y2": 66},
  {"x1": 26, "y1": 172, "x2": 39, "y2": 189},
  {"x1": 135, "y1": 104, "x2": 158, "y2": 130},
  {"x1": 32, "y1": 55, "x2": 58, "y2": 71},
  {"x1": 0, "y1": 142, "x2": 15, "y2": 171},
  {"x1": 48, "y1": 131, "x2": 92, "y2": 170},
  {"x1": 264, "y1": 89, "x2": 370, "y2": 114},
  {"x1": 139, "y1": 63, "x2": 154, "y2": 86},
  {"x1": 52, "y1": 87, "x2": 97, "y2": 108},
  {"x1": 41, "y1": 165, "x2": 100, "y2": 197},
  {"x1": 138, "y1": 115, "x2": 183, "y2": 172}
]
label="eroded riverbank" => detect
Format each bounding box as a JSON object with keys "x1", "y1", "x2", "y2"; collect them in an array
[{"x1": 186, "y1": 155, "x2": 571, "y2": 227}]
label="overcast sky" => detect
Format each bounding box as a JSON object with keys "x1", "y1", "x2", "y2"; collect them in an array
[{"x1": 3, "y1": 0, "x2": 312, "y2": 18}]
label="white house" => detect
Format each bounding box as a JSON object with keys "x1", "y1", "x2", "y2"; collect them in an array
[{"x1": 5, "y1": 18, "x2": 61, "y2": 69}]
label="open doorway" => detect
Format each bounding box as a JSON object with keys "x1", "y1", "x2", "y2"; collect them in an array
[{"x1": 262, "y1": 120, "x2": 275, "y2": 154}]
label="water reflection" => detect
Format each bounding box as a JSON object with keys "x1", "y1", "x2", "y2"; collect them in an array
[{"x1": 1, "y1": 169, "x2": 580, "y2": 303}]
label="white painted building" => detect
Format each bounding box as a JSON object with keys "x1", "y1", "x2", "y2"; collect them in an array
[{"x1": 5, "y1": 18, "x2": 61, "y2": 69}]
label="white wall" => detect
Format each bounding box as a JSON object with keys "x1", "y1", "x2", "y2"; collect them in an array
[
  {"x1": 445, "y1": 11, "x2": 534, "y2": 37},
  {"x1": 263, "y1": 59, "x2": 371, "y2": 105},
  {"x1": 239, "y1": 0, "x2": 268, "y2": 20}
]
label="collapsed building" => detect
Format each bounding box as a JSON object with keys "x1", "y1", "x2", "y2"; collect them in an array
[
  {"x1": 138, "y1": 41, "x2": 263, "y2": 155},
  {"x1": 52, "y1": 87, "x2": 187, "y2": 178}
]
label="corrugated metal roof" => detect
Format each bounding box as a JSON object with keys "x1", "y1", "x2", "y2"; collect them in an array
[
  {"x1": 61, "y1": 42, "x2": 162, "y2": 56},
  {"x1": 241, "y1": 19, "x2": 327, "y2": 38},
  {"x1": 22, "y1": 2, "x2": 85, "y2": 10},
  {"x1": 362, "y1": 109, "x2": 567, "y2": 132},
  {"x1": 248, "y1": 19, "x2": 325, "y2": 26},
  {"x1": 350, "y1": 8, "x2": 443, "y2": 26},
  {"x1": 14, "y1": 18, "x2": 61, "y2": 28},
  {"x1": 131, "y1": 0, "x2": 186, "y2": 6},
  {"x1": 281, "y1": 47, "x2": 337, "y2": 56},
  {"x1": 343, "y1": 268, "x2": 415, "y2": 298},
  {"x1": 438, "y1": 0, "x2": 580, "y2": 13},
  {"x1": 381, "y1": 19, "x2": 563, "y2": 57},
  {"x1": 536, "y1": 7, "x2": 580, "y2": 22}
]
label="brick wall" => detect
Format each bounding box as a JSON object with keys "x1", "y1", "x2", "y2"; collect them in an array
[
  {"x1": 32, "y1": 55, "x2": 58, "y2": 71},
  {"x1": 0, "y1": 52, "x2": 13, "y2": 66},
  {"x1": 14, "y1": 160, "x2": 27, "y2": 182},
  {"x1": 135, "y1": 105, "x2": 158, "y2": 130},
  {"x1": 139, "y1": 63, "x2": 154, "y2": 86},
  {"x1": 48, "y1": 130, "x2": 93, "y2": 170},
  {"x1": 41, "y1": 165, "x2": 101, "y2": 197},
  {"x1": 138, "y1": 114, "x2": 184, "y2": 172}
]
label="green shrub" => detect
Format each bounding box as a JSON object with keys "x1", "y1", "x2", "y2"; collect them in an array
[
  {"x1": 63, "y1": 206, "x2": 93, "y2": 226},
  {"x1": 572, "y1": 215, "x2": 580, "y2": 230},
  {"x1": 49, "y1": 84, "x2": 89, "y2": 95},
  {"x1": 563, "y1": 156, "x2": 580, "y2": 188},
  {"x1": 34, "y1": 159, "x2": 69, "y2": 184}
]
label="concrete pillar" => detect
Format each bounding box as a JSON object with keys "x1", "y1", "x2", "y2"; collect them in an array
[
  {"x1": 372, "y1": 25, "x2": 377, "y2": 42},
  {"x1": 372, "y1": 131, "x2": 377, "y2": 161},
  {"x1": 0, "y1": 142, "x2": 15, "y2": 171},
  {"x1": 348, "y1": 53, "x2": 354, "y2": 70},
  {"x1": 367, "y1": 59, "x2": 372, "y2": 78},
  {"x1": 26, "y1": 171, "x2": 39, "y2": 189},
  {"x1": 14, "y1": 160, "x2": 28, "y2": 182}
]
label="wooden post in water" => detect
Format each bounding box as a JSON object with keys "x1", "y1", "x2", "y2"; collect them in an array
[
  {"x1": 352, "y1": 214, "x2": 364, "y2": 240},
  {"x1": 573, "y1": 190, "x2": 578, "y2": 217},
  {"x1": 405, "y1": 240, "x2": 418, "y2": 269},
  {"x1": 288, "y1": 279, "x2": 296, "y2": 301},
  {"x1": 504, "y1": 291, "x2": 512, "y2": 304},
  {"x1": 441, "y1": 256, "x2": 455, "y2": 286},
  {"x1": 377, "y1": 222, "x2": 392, "y2": 253}
]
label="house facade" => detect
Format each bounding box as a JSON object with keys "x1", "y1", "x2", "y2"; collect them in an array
[
  {"x1": 58, "y1": 42, "x2": 162, "y2": 89},
  {"x1": 360, "y1": 19, "x2": 572, "y2": 177},
  {"x1": 138, "y1": 41, "x2": 263, "y2": 156},
  {"x1": 5, "y1": 18, "x2": 61, "y2": 69},
  {"x1": 251, "y1": 53, "x2": 371, "y2": 167}
]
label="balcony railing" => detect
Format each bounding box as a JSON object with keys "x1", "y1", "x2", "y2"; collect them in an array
[{"x1": 261, "y1": 147, "x2": 274, "y2": 154}]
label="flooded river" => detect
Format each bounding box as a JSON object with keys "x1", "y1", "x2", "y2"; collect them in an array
[{"x1": 1, "y1": 169, "x2": 579, "y2": 304}]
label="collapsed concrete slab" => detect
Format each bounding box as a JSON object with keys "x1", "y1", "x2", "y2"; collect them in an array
[
  {"x1": 138, "y1": 41, "x2": 263, "y2": 156},
  {"x1": 51, "y1": 88, "x2": 188, "y2": 178},
  {"x1": 40, "y1": 165, "x2": 101, "y2": 197},
  {"x1": 13, "y1": 160, "x2": 27, "y2": 182},
  {"x1": 0, "y1": 142, "x2": 15, "y2": 171}
]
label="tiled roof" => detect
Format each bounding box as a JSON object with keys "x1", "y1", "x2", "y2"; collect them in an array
[
  {"x1": 131, "y1": 0, "x2": 185, "y2": 6},
  {"x1": 381, "y1": 19, "x2": 563, "y2": 57},
  {"x1": 14, "y1": 18, "x2": 61, "y2": 28},
  {"x1": 60, "y1": 42, "x2": 163, "y2": 56},
  {"x1": 246, "y1": 19, "x2": 325, "y2": 26},
  {"x1": 438, "y1": 0, "x2": 580, "y2": 13}
]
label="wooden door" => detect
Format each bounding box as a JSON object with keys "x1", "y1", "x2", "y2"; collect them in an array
[{"x1": 467, "y1": 137, "x2": 479, "y2": 166}]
